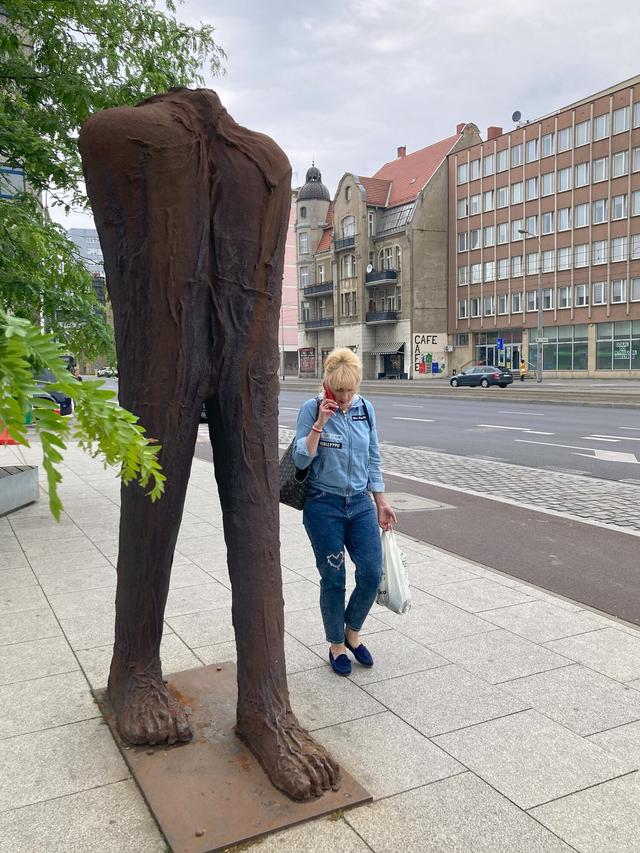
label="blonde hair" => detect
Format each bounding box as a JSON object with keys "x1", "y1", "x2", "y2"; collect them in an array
[{"x1": 323, "y1": 347, "x2": 362, "y2": 392}]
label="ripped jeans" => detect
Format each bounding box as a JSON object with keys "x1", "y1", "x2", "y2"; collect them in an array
[{"x1": 303, "y1": 489, "x2": 382, "y2": 644}]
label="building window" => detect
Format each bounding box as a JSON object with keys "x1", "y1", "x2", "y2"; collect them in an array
[
  {"x1": 593, "y1": 239, "x2": 608, "y2": 264},
  {"x1": 612, "y1": 194, "x2": 627, "y2": 219},
  {"x1": 541, "y1": 172, "x2": 554, "y2": 196},
  {"x1": 634, "y1": 148, "x2": 640, "y2": 173},
  {"x1": 526, "y1": 290, "x2": 538, "y2": 311},
  {"x1": 483, "y1": 190, "x2": 494, "y2": 212},
  {"x1": 574, "y1": 244, "x2": 589, "y2": 267},
  {"x1": 542, "y1": 250, "x2": 555, "y2": 272},
  {"x1": 497, "y1": 222, "x2": 508, "y2": 244},
  {"x1": 593, "y1": 157, "x2": 608, "y2": 182},
  {"x1": 458, "y1": 299, "x2": 468, "y2": 319},
  {"x1": 575, "y1": 120, "x2": 590, "y2": 146},
  {"x1": 470, "y1": 229, "x2": 480, "y2": 250},
  {"x1": 612, "y1": 151, "x2": 628, "y2": 177},
  {"x1": 575, "y1": 162, "x2": 589, "y2": 187},
  {"x1": 533, "y1": 325, "x2": 589, "y2": 370},
  {"x1": 613, "y1": 106, "x2": 630, "y2": 134},
  {"x1": 511, "y1": 291, "x2": 523, "y2": 313},
  {"x1": 632, "y1": 278, "x2": 640, "y2": 301},
  {"x1": 525, "y1": 215, "x2": 538, "y2": 236},
  {"x1": 558, "y1": 286, "x2": 572, "y2": 309},
  {"x1": 633, "y1": 191, "x2": 640, "y2": 216},
  {"x1": 368, "y1": 210, "x2": 375, "y2": 236},
  {"x1": 526, "y1": 177, "x2": 538, "y2": 200},
  {"x1": 526, "y1": 138, "x2": 539, "y2": 162},
  {"x1": 527, "y1": 252, "x2": 539, "y2": 275},
  {"x1": 597, "y1": 320, "x2": 640, "y2": 370},
  {"x1": 458, "y1": 232, "x2": 468, "y2": 252},
  {"x1": 497, "y1": 149, "x2": 508, "y2": 172},
  {"x1": 458, "y1": 266, "x2": 469, "y2": 285},
  {"x1": 574, "y1": 203, "x2": 589, "y2": 228},
  {"x1": 631, "y1": 234, "x2": 640, "y2": 258},
  {"x1": 511, "y1": 181, "x2": 523, "y2": 204},
  {"x1": 483, "y1": 225, "x2": 495, "y2": 247},
  {"x1": 483, "y1": 295, "x2": 495, "y2": 316},
  {"x1": 299, "y1": 206, "x2": 307, "y2": 219},
  {"x1": 497, "y1": 257, "x2": 509, "y2": 279},
  {"x1": 611, "y1": 237, "x2": 628, "y2": 262},
  {"x1": 542, "y1": 133, "x2": 554, "y2": 157},
  {"x1": 470, "y1": 297, "x2": 480, "y2": 317},
  {"x1": 318, "y1": 265, "x2": 325, "y2": 282},
  {"x1": 557, "y1": 247, "x2": 571, "y2": 270},
  {"x1": 457, "y1": 162, "x2": 468, "y2": 184},
  {"x1": 557, "y1": 167, "x2": 572, "y2": 192},
  {"x1": 484, "y1": 261, "x2": 496, "y2": 281},
  {"x1": 575, "y1": 284, "x2": 589, "y2": 306},
  {"x1": 498, "y1": 293, "x2": 508, "y2": 315},
  {"x1": 469, "y1": 194, "x2": 481, "y2": 215},
  {"x1": 635, "y1": 103, "x2": 640, "y2": 128},
  {"x1": 496, "y1": 186, "x2": 508, "y2": 208},
  {"x1": 611, "y1": 279, "x2": 627, "y2": 303},
  {"x1": 341, "y1": 254, "x2": 356, "y2": 278},
  {"x1": 470, "y1": 159, "x2": 481, "y2": 180},
  {"x1": 511, "y1": 144, "x2": 523, "y2": 167},
  {"x1": 345, "y1": 186, "x2": 352, "y2": 201},
  {"x1": 395, "y1": 245, "x2": 402, "y2": 270},
  {"x1": 298, "y1": 232, "x2": 309, "y2": 254},
  {"x1": 471, "y1": 263, "x2": 481, "y2": 283},
  {"x1": 341, "y1": 215, "x2": 355, "y2": 237},
  {"x1": 593, "y1": 281, "x2": 608, "y2": 305},
  {"x1": 512, "y1": 219, "x2": 524, "y2": 241},
  {"x1": 457, "y1": 198, "x2": 469, "y2": 218},
  {"x1": 557, "y1": 127, "x2": 572, "y2": 152},
  {"x1": 541, "y1": 211, "x2": 555, "y2": 235},
  {"x1": 300, "y1": 266, "x2": 310, "y2": 288},
  {"x1": 593, "y1": 113, "x2": 610, "y2": 141},
  {"x1": 593, "y1": 198, "x2": 608, "y2": 224},
  {"x1": 557, "y1": 207, "x2": 571, "y2": 231},
  {"x1": 483, "y1": 153, "x2": 495, "y2": 176},
  {"x1": 543, "y1": 288, "x2": 554, "y2": 310},
  {"x1": 511, "y1": 255, "x2": 523, "y2": 277}
]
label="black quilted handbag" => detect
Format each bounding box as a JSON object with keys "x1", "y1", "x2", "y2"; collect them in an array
[{"x1": 279, "y1": 438, "x2": 311, "y2": 510}]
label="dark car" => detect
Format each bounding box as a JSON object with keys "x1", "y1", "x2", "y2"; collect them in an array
[
  {"x1": 35, "y1": 370, "x2": 73, "y2": 415},
  {"x1": 450, "y1": 366, "x2": 514, "y2": 389}
]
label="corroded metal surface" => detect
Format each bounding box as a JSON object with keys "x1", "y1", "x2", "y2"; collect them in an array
[{"x1": 96, "y1": 663, "x2": 371, "y2": 852}]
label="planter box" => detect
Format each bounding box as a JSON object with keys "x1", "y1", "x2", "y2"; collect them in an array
[{"x1": 0, "y1": 466, "x2": 39, "y2": 516}]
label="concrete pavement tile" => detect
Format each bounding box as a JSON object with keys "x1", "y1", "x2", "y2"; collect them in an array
[
  {"x1": 282, "y1": 578, "x2": 322, "y2": 612},
  {"x1": 195, "y1": 633, "x2": 326, "y2": 676},
  {"x1": 58, "y1": 611, "x2": 115, "y2": 650},
  {"x1": 194, "y1": 640, "x2": 238, "y2": 666},
  {"x1": 77, "y1": 632, "x2": 203, "y2": 689},
  {"x1": 284, "y1": 606, "x2": 389, "y2": 647},
  {"x1": 30, "y1": 550, "x2": 115, "y2": 573},
  {"x1": 0, "y1": 718, "x2": 129, "y2": 811},
  {"x1": 404, "y1": 560, "x2": 480, "y2": 591},
  {"x1": 427, "y1": 578, "x2": 537, "y2": 612},
  {"x1": 0, "y1": 670, "x2": 98, "y2": 739},
  {"x1": 481, "y1": 600, "x2": 610, "y2": 643},
  {"x1": 310, "y1": 629, "x2": 447, "y2": 685},
  {"x1": 545, "y1": 628, "x2": 640, "y2": 682},
  {"x1": 430, "y1": 629, "x2": 570, "y2": 684},
  {"x1": 345, "y1": 772, "x2": 574, "y2": 853},
  {"x1": 375, "y1": 596, "x2": 495, "y2": 645},
  {"x1": 48, "y1": 586, "x2": 115, "y2": 620},
  {"x1": 167, "y1": 560, "x2": 215, "y2": 589},
  {"x1": 174, "y1": 535, "x2": 227, "y2": 558},
  {"x1": 0, "y1": 552, "x2": 29, "y2": 571},
  {"x1": 0, "y1": 635, "x2": 78, "y2": 685},
  {"x1": 0, "y1": 584, "x2": 49, "y2": 615},
  {"x1": 287, "y1": 668, "x2": 384, "y2": 730},
  {"x1": 249, "y1": 815, "x2": 371, "y2": 852},
  {"x1": 588, "y1": 721, "x2": 640, "y2": 767},
  {"x1": 166, "y1": 607, "x2": 235, "y2": 648},
  {"x1": 19, "y1": 538, "x2": 96, "y2": 558},
  {"x1": 0, "y1": 568, "x2": 37, "y2": 591},
  {"x1": 502, "y1": 665, "x2": 640, "y2": 736},
  {"x1": 433, "y1": 709, "x2": 635, "y2": 809},
  {"x1": 282, "y1": 563, "x2": 320, "y2": 584},
  {"x1": 530, "y1": 772, "x2": 640, "y2": 853},
  {"x1": 164, "y1": 581, "x2": 232, "y2": 617},
  {"x1": 36, "y1": 564, "x2": 116, "y2": 596},
  {"x1": 175, "y1": 521, "x2": 219, "y2": 541},
  {"x1": 0, "y1": 606, "x2": 61, "y2": 647},
  {"x1": 364, "y1": 664, "x2": 528, "y2": 736},
  {"x1": 315, "y1": 711, "x2": 463, "y2": 799}
]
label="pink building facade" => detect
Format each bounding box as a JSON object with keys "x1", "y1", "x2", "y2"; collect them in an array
[{"x1": 279, "y1": 190, "x2": 300, "y2": 375}]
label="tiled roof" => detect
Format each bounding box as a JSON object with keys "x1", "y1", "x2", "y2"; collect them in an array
[
  {"x1": 356, "y1": 176, "x2": 391, "y2": 206},
  {"x1": 316, "y1": 202, "x2": 333, "y2": 252},
  {"x1": 373, "y1": 132, "x2": 461, "y2": 206}
]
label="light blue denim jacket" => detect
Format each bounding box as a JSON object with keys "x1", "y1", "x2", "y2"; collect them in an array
[{"x1": 293, "y1": 395, "x2": 385, "y2": 496}]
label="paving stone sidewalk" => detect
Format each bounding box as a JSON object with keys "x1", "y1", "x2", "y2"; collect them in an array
[{"x1": 3, "y1": 440, "x2": 640, "y2": 851}]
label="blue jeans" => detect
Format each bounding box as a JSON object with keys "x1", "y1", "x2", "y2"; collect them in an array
[{"x1": 303, "y1": 489, "x2": 382, "y2": 644}]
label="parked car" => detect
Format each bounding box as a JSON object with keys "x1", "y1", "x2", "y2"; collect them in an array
[
  {"x1": 35, "y1": 370, "x2": 73, "y2": 415},
  {"x1": 450, "y1": 366, "x2": 514, "y2": 389},
  {"x1": 96, "y1": 366, "x2": 118, "y2": 378}
]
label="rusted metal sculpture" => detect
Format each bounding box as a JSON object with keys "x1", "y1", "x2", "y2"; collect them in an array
[{"x1": 79, "y1": 89, "x2": 339, "y2": 801}]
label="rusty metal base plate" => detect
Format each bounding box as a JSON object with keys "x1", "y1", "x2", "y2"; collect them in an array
[{"x1": 96, "y1": 663, "x2": 371, "y2": 852}]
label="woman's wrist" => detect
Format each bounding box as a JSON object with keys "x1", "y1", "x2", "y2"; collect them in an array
[{"x1": 310, "y1": 423, "x2": 323, "y2": 434}]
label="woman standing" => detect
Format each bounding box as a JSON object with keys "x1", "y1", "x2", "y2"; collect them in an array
[{"x1": 293, "y1": 348, "x2": 396, "y2": 675}]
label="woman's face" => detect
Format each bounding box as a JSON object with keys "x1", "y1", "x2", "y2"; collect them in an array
[{"x1": 332, "y1": 386, "x2": 357, "y2": 410}]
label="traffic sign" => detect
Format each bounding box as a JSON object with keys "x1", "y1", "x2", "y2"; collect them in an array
[
  {"x1": 496, "y1": 337, "x2": 504, "y2": 350},
  {"x1": 536, "y1": 337, "x2": 549, "y2": 343}
]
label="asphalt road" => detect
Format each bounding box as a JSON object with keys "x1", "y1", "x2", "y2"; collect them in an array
[{"x1": 278, "y1": 390, "x2": 640, "y2": 483}]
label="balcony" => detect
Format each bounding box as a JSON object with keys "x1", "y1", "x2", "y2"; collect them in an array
[
  {"x1": 365, "y1": 310, "x2": 398, "y2": 324},
  {"x1": 334, "y1": 235, "x2": 355, "y2": 251},
  {"x1": 303, "y1": 280, "x2": 334, "y2": 297},
  {"x1": 365, "y1": 269, "x2": 398, "y2": 285},
  {"x1": 304, "y1": 317, "x2": 335, "y2": 330}
]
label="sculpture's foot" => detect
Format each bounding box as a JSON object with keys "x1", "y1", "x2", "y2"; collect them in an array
[
  {"x1": 109, "y1": 670, "x2": 193, "y2": 746},
  {"x1": 236, "y1": 709, "x2": 340, "y2": 801}
]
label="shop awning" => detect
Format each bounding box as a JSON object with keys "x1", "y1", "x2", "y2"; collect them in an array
[{"x1": 367, "y1": 342, "x2": 405, "y2": 355}]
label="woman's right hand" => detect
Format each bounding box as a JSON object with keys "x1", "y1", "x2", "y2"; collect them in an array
[{"x1": 315, "y1": 397, "x2": 338, "y2": 428}]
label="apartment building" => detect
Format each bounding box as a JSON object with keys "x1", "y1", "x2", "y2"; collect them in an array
[
  {"x1": 297, "y1": 126, "x2": 481, "y2": 379},
  {"x1": 449, "y1": 75, "x2": 640, "y2": 377}
]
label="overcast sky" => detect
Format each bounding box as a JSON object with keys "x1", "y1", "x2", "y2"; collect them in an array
[{"x1": 56, "y1": 0, "x2": 640, "y2": 228}]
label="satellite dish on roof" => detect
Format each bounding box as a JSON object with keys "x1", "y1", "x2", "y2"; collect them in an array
[
  {"x1": 512, "y1": 110, "x2": 522, "y2": 123},
  {"x1": 366, "y1": 263, "x2": 374, "y2": 273}
]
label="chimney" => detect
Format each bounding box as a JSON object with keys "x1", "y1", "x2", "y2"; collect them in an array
[
  {"x1": 487, "y1": 126, "x2": 503, "y2": 141},
  {"x1": 397, "y1": 145, "x2": 406, "y2": 158},
  {"x1": 456, "y1": 122, "x2": 466, "y2": 134}
]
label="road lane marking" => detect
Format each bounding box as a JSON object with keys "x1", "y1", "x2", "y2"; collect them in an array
[
  {"x1": 515, "y1": 439, "x2": 639, "y2": 465},
  {"x1": 587, "y1": 434, "x2": 640, "y2": 442},
  {"x1": 499, "y1": 411, "x2": 546, "y2": 416},
  {"x1": 582, "y1": 437, "x2": 620, "y2": 442},
  {"x1": 392, "y1": 417, "x2": 435, "y2": 422},
  {"x1": 477, "y1": 424, "x2": 554, "y2": 435},
  {"x1": 515, "y1": 439, "x2": 592, "y2": 451},
  {"x1": 620, "y1": 427, "x2": 640, "y2": 431},
  {"x1": 396, "y1": 404, "x2": 425, "y2": 408},
  {"x1": 279, "y1": 407, "x2": 300, "y2": 411}
]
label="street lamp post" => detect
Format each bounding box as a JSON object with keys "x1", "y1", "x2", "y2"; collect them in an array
[{"x1": 519, "y1": 228, "x2": 543, "y2": 383}]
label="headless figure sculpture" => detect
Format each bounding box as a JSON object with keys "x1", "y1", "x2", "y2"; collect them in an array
[{"x1": 79, "y1": 89, "x2": 339, "y2": 801}]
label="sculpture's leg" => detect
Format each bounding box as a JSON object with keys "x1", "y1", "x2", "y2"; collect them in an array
[
  {"x1": 79, "y1": 101, "x2": 213, "y2": 745},
  {"x1": 205, "y1": 141, "x2": 340, "y2": 800}
]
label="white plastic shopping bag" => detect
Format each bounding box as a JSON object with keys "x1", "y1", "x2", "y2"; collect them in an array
[{"x1": 377, "y1": 530, "x2": 411, "y2": 614}]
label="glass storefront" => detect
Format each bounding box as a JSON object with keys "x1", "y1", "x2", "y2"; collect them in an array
[
  {"x1": 528, "y1": 325, "x2": 588, "y2": 371},
  {"x1": 596, "y1": 321, "x2": 640, "y2": 370},
  {"x1": 475, "y1": 330, "x2": 521, "y2": 369}
]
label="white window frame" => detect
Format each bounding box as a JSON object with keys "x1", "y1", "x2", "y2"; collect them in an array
[
  {"x1": 541, "y1": 172, "x2": 554, "y2": 196},
  {"x1": 483, "y1": 225, "x2": 495, "y2": 247},
  {"x1": 575, "y1": 283, "x2": 588, "y2": 306},
  {"x1": 558, "y1": 286, "x2": 572, "y2": 309},
  {"x1": 496, "y1": 186, "x2": 509, "y2": 208},
  {"x1": 483, "y1": 154, "x2": 495, "y2": 177},
  {"x1": 557, "y1": 247, "x2": 571, "y2": 270},
  {"x1": 593, "y1": 157, "x2": 609, "y2": 182},
  {"x1": 557, "y1": 127, "x2": 572, "y2": 152},
  {"x1": 457, "y1": 162, "x2": 468, "y2": 184},
  {"x1": 631, "y1": 277, "x2": 640, "y2": 301},
  {"x1": 613, "y1": 106, "x2": 630, "y2": 134},
  {"x1": 525, "y1": 215, "x2": 538, "y2": 237},
  {"x1": 458, "y1": 265, "x2": 469, "y2": 285},
  {"x1": 633, "y1": 190, "x2": 640, "y2": 217},
  {"x1": 511, "y1": 291, "x2": 523, "y2": 313},
  {"x1": 593, "y1": 198, "x2": 608, "y2": 224},
  {"x1": 543, "y1": 288, "x2": 554, "y2": 310},
  {"x1": 458, "y1": 232, "x2": 468, "y2": 252},
  {"x1": 557, "y1": 167, "x2": 572, "y2": 192},
  {"x1": 611, "y1": 237, "x2": 628, "y2": 262},
  {"x1": 541, "y1": 211, "x2": 554, "y2": 235},
  {"x1": 300, "y1": 266, "x2": 310, "y2": 287},
  {"x1": 593, "y1": 240, "x2": 608, "y2": 265},
  {"x1": 483, "y1": 294, "x2": 495, "y2": 316},
  {"x1": 574, "y1": 244, "x2": 589, "y2": 267},
  {"x1": 497, "y1": 257, "x2": 509, "y2": 279},
  {"x1": 497, "y1": 222, "x2": 509, "y2": 245},
  {"x1": 470, "y1": 297, "x2": 480, "y2": 317},
  {"x1": 611, "y1": 279, "x2": 627, "y2": 303},
  {"x1": 469, "y1": 194, "x2": 481, "y2": 215},
  {"x1": 575, "y1": 120, "x2": 590, "y2": 147},
  {"x1": 511, "y1": 144, "x2": 523, "y2": 167},
  {"x1": 512, "y1": 219, "x2": 524, "y2": 241},
  {"x1": 458, "y1": 299, "x2": 468, "y2": 319},
  {"x1": 612, "y1": 194, "x2": 627, "y2": 220},
  {"x1": 483, "y1": 190, "x2": 494, "y2": 212},
  {"x1": 298, "y1": 232, "x2": 309, "y2": 254},
  {"x1": 471, "y1": 263, "x2": 482, "y2": 283},
  {"x1": 511, "y1": 255, "x2": 523, "y2": 277},
  {"x1": 612, "y1": 151, "x2": 628, "y2": 177},
  {"x1": 511, "y1": 181, "x2": 523, "y2": 204},
  {"x1": 470, "y1": 229, "x2": 481, "y2": 250},
  {"x1": 484, "y1": 260, "x2": 496, "y2": 281},
  {"x1": 592, "y1": 281, "x2": 608, "y2": 305},
  {"x1": 541, "y1": 133, "x2": 554, "y2": 157},
  {"x1": 497, "y1": 149, "x2": 509, "y2": 172},
  {"x1": 593, "y1": 113, "x2": 610, "y2": 141},
  {"x1": 526, "y1": 177, "x2": 538, "y2": 200},
  {"x1": 498, "y1": 293, "x2": 508, "y2": 315},
  {"x1": 575, "y1": 162, "x2": 589, "y2": 187},
  {"x1": 557, "y1": 207, "x2": 571, "y2": 231},
  {"x1": 526, "y1": 138, "x2": 539, "y2": 162},
  {"x1": 526, "y1": 290, "x2": 538, "y2": 311}
]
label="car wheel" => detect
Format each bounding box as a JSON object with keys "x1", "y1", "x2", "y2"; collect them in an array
[
  {"x1": 481, "y1": 378, "x2": 489, "y2": 388},
  {"x1": 499, "y1": 383, "x2": 507, "y2": 388},
  {"x1": 451, "y1": 378, "x2": 459, "y2": 387}
]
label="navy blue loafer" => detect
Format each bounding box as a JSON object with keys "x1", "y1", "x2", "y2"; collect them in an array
[
  {"x1": 329, "y1": 650, "x2": 352, "y2": 676},
  {"x1": 345, "y1": 638, "x2": 374, "y2": 667}
]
